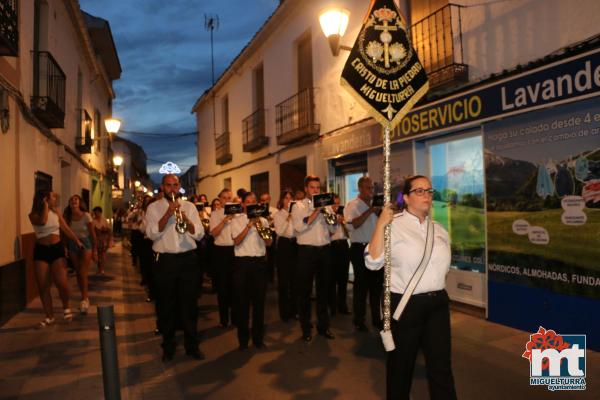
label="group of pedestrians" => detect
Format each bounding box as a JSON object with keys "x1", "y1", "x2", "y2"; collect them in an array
[{"x1": 29, "y1": 191, "x2": 112, "y2": 327}]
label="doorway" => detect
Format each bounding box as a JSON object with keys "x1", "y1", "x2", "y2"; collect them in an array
[{"x1": 279, "y1": 157, "x2": 306, "y2": 195}]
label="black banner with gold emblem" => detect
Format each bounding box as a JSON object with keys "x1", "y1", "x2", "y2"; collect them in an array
[{"x1": 341, "y1": 0, "x2": 428, "y2": 129}]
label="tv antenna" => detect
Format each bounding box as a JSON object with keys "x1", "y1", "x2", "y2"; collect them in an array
[{"x1": 204, "y1": 14, "x2": 219, "y2": 86}]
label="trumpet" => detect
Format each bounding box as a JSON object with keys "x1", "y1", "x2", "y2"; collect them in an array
[
  {"x1": 171, "y1": 193, "x2": 188, "y2": 234},
  {"x1": 322, "y1": 208, "x2": 338, "y2": 225},
  {"x1": 254, "y1": 217, "x2": 273, "y2": 241},
  {"x1": 201, "y1": 218, "x2": 210, "y2": 233}
]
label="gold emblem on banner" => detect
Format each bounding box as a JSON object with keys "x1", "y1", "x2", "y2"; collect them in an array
[{"x1": 359, "y1": 6, "x2": 412, "y2": 74}]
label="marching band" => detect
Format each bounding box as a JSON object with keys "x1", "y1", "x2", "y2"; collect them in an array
[{"x1": 130, "y1": 172, "x2": 455, "y2": 399}]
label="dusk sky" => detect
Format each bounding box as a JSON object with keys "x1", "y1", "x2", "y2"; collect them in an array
[{"x1": 79, "y1": 0, "x2": 279, "y2": 182}]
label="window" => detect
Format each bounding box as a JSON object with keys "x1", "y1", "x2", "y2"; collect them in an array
[
  {"x1": 253, "y1": 64, "x2": 264, "y2": 111},
  {"x1": 221, "y1": 95, "x2": 229, "y2": 133},
  {"x1": 94, "y1": 109, "x2": 102, "y2": 153},
  {"x1": 297, "y1": 33, "x2": 313, "y2": 91}
]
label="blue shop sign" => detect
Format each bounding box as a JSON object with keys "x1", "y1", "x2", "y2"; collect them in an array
[{"x1": 390, "y1": 48, "x2": 600, "y2": 142}]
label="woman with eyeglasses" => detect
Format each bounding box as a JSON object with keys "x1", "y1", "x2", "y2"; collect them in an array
[{"x1": 365, "y1": 175, "x2": 457, "y2": 400}]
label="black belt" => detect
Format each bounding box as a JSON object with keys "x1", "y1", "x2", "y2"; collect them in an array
[
  {"x1": 351, "y1": 242, "x2": 368, "y2": 246},
  {"x1": 158, "y1": 250, "x2": 195, "y2": 258},
  {"x1": 332, "y1": 239, "x2": 348, "y2": 244},
  {"x1": 396, "y1": 289, "x2": 446, "y2": 297},
  {"x1": 298, "y1": 244, "x2": 330, "y2": 249}
]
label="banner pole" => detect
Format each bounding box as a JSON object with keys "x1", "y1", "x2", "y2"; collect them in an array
[{"x1": 382, "y1": 123, "x2": 392, "y2": 335}]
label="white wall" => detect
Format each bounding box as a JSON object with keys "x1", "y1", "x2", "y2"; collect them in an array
[{"x1": 196, "y1": 0, "x2": 600, "y2": 198}]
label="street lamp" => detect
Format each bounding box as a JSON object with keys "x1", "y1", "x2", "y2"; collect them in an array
[
  {"x1": 112, "y1": 155, "x2": 124, "y2": 167},
  {"x1": 105, "y1": 118, "x2": 121, "y2": 135},
  {"x1": 319, "y1": 7, "x2": 351, "y2": 56}
]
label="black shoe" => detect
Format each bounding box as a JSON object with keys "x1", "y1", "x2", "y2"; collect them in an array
[
  {"x1": 185, "y1": 349, "x2": 205, "y2": 360},
  {"x1": 354, "y1": 323, "x2": 369, "y2": 332},
  {"x1": 302, "y1": 334, "x2": 312, "y2": 343},
  {"x1": 254, "y1": 342, "x2": 267, "y2": 349},
  {"x1": 162, "y1": 348, "x2": 175, "y2": 362},
  {"x1": 238, "y1": 343, "x2": 249, "y2": 352},
  {"x1": 318, "y1": 330, "x2": 335, "y2": 339}
]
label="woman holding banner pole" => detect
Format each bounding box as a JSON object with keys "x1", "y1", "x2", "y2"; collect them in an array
[{"x1": 365, "y1": 175, "x2": 457, "y2": 400}]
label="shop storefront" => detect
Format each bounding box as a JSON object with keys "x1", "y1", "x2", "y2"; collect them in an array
[{"x1": 322, "y1": 47, "x2": 600, "y2": 349}]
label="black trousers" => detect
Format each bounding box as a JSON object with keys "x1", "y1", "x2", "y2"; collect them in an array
[
  {"x1": 329, "y1": 239, "x2": 350, "y2": 314},
  {"x1": 276, "y1": 237, "x2": 297, "y2": 321},
  {"x1": 154, "y1": 251, "x2": 200, "y2": 352},
  {"x1": 131, "y1": 229, "x2": 144, "y2": 267},
  {"x1": 387, "y1": 290, "x2": 457, "y2": 400},
  {"x1": 194, "y1": 238, "x2": 208, "y2": 295},
  {"x1": 139, "y1": 238, "x2": 155, "y2": 298},
  {"x1": 233, "y1": 256, "x2": 268, "y2": 345},
  {"x1": 212, "y1": 245, "x2": 235, "y2": 326},
  {"x1": 266, "y1": 232, "x2": 277, "y2": 283},
  {"x1": 296, "y1": 244, "x2": 332, "y2": 334},
  {"x1": 351, "y1": 242, "x2": 383, "y2": 327}
]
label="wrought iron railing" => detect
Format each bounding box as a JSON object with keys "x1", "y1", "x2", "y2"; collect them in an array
[
  {"x1": 275, "y1": 87, "x2": 320, "y2": 145},
  {"x1": 242, "y1": 108, "x2": 268, "y2": 152},
  {"x1": 411, "y1": 4, "x2": 468, "y2": 89},
  {"x1": 0, "y1": 0, "x2": 18, "y2": 56},
  {"x1": 31, "y1": 51, "x2": 66, "y2": 128},
  {"x1": 215, "y1": 131, "x2": 232, "y2": 165}
]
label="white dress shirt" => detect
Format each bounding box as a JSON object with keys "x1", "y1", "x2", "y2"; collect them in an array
[
  {"x1": 272, "y1": 208, "x2": 295, "y2": 238},
  {"x1": 364, "y1": 212, "x2": 451, "y2": 294},
  {"x1": 291, "y1": 198, "x2": 336, "y2": 246},
  {"x1": 327, "y1": 206, "x2": 347, "y2": 241},
  {"x1": 145, "y1": 198, "x2": 204, "y2": 253},
  {"x1": 230, "y1": 214, "x2": 268, "y2": 257},
  {"x1": 344, "y1": 197, "x2": 377, "y2": 244},
  {"x1": 209, "y1": 208, "x2": 234, "y2": 246}
]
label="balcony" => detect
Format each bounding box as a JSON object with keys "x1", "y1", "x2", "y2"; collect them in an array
[
  {"x1": 31, "y1": 51, "x2": 66, "y2": 128},
  {"x1": 411, "y1": 4, "x2": 468, "y2": 90},
  {"x1": 275, "y1": 87, "x2": 320, "y2": 145},
  {"x1": 215, "y1": 131, "x2": 232, "y2": 165},
  {"x1": 242, "y1": 109, "x2": 268, "y2": 152},
  {"x1": 0, "y1": 0, "x2": 18, "y2": 56}
]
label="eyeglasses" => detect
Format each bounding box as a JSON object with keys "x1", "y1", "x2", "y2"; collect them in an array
[{"x1": 409, "y1": 188, "x2": 435, "y2": 196}]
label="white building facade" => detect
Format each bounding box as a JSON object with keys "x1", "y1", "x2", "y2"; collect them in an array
[
  {"x1": 0, "y1": 0, "x2": 121, "y2": 324},
  {"x1": 193, "y1": 0, "x2": 600, "y2": 346}
]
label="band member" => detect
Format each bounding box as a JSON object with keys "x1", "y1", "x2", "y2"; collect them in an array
[
  {"x1": 209, "y1": 188, "x2": 236, "y2": 327},
  {"x1": 366, "y1": 175, "x2": 457, "y2": 399},
  {"x1": 127, "y1": 200, "x2": 144, "y2": 268},
  {"x1": 230, "y1": 192, "x2": 272, "y2": 350},
  {"x1": 259, "y1": 192, "x2": 278, "y2": 283},
  {"x1": 272, "y1": 190, "x2": 297, "y2": 321},
  {"x1": 327, "y1": 194, "x2": 350, "y2": 315},
  {"x1": 344, "y1": 176, "x2": 382, "y2": 331},
  {"x1": 29, "y1": 191, "x2": 82, "y2": 327},
  {"x1": 145, "y1": 174, "x2": 205, "y2": 361},
  {"x1": 291, "y1": 175, "x2": 337, "y2": 342},
  {"x1": 139, "y1": 196, "x2": 157, "y2": 302}
]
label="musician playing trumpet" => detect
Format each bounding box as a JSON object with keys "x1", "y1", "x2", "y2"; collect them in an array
[
  {"x1": 230, "y1": 191, "x2": 272, "y2": 350},
  {"x1": 325, "y1": 194, "x2": 351, "y2": 316},
  {"x1": 145, "y1": 174, "x2": 205, "y2": 362}
]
